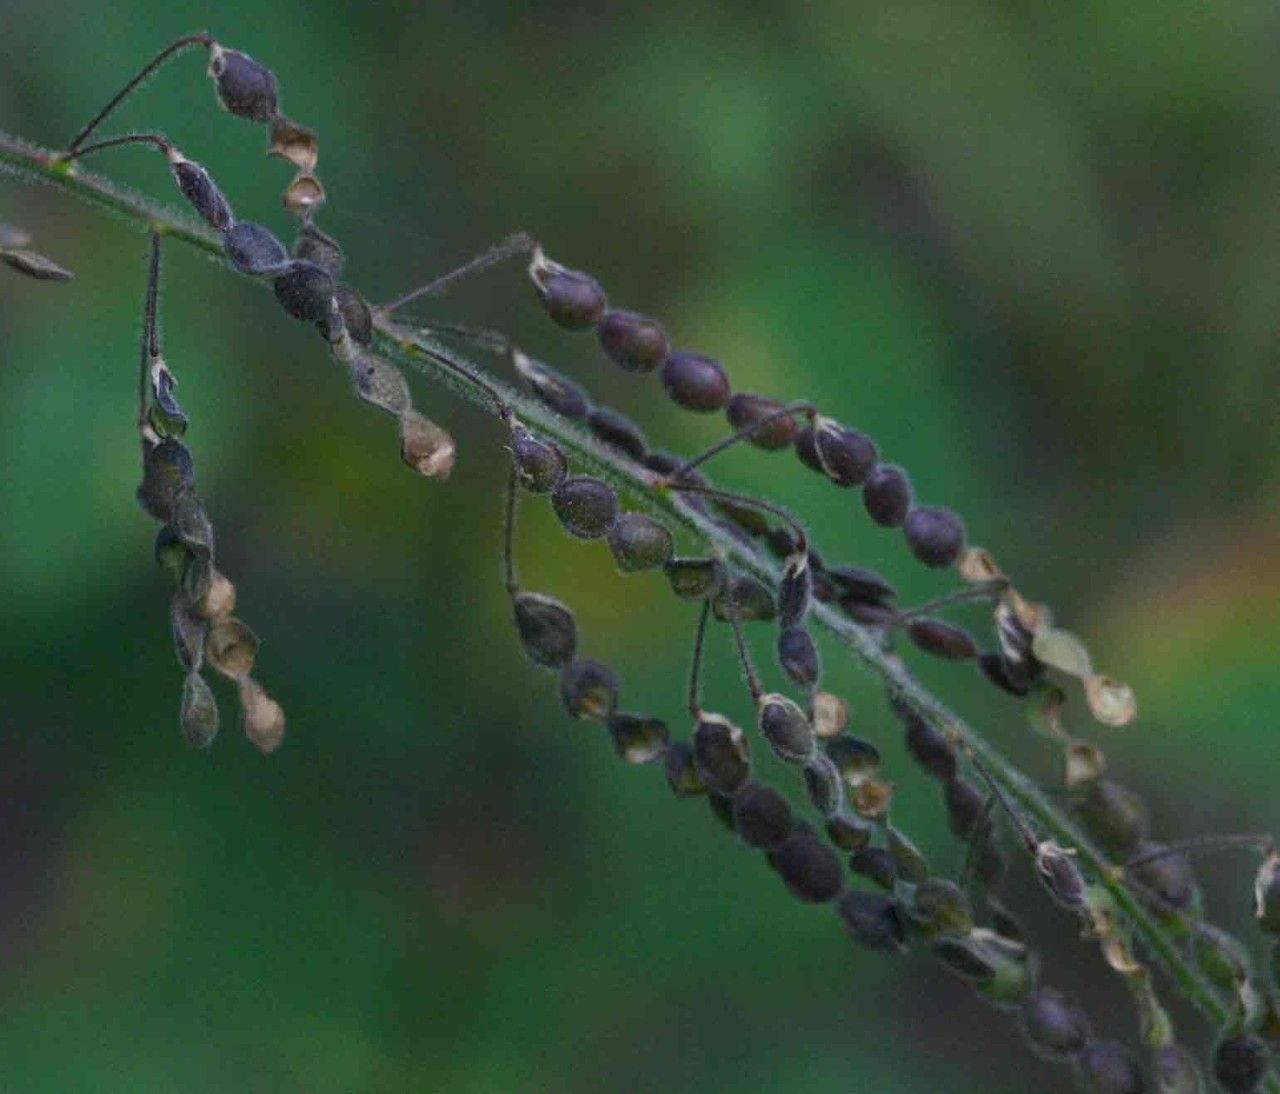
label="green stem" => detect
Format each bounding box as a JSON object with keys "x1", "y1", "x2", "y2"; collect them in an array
[{"x1": 2, "y1": 129, "x2": 1266, "y2": 1082}]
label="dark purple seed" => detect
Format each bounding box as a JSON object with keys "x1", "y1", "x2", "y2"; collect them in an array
[
  {"x1": 849, "y1": 847, "x2": 897, "y2": 890},
  {"x1": 514, "y1": 356, "x2": 591, "y2": 420},
  {"x1": 511, "y1": 427, "x2": 567, "y2": 494},
  {"x1": 170, "y1": 159, "x2": 232, "y2": 230},
  {"x1": 826, "y1": 812, "x2": 874, "y2": 851},
  {"x1": 906, "y1": 618, "x2": 978, "y2": 661},
  {"x1": 777, "y1": 554, "x2": 812, "y2": 628},
  {"x1": 607, "y1": 512, "x2": 674, "y2": 572},
  {"x1": 692, "y1": 714, "x2": 750, "y2": 795},
  {"x1": 903, "y1": 506, "x2": 967, "y2": 568},
  {"x1": 660, "y1": 351, "x2": 731, "y2": 413},
  {"x1": 1128, "y1": 841, "x2": 1197, "y2": 913},
  {"x1": 758, "y1": 695, "x2": 814, "y2": 763},
  {"x1": 944, "y1": 777, "x2": 987, "y2": 840},
  {"x1": 209, "y1": 46, "x2": 279, "y2": 121},
  {"x1": 725, "y1": 393, "x2": 799, "y2": 451},
  {"x1": 587, "y1": 405, "x2": 648, "y2": 461},
  {"x1": 711, "y1": 575, "x2": 776, "y2": 623},
  {"x1": 551, "y1": 476, "x2": 619, "y2": 539},
  {"x1": 826, "y1": 735, "x2": 881, "y2": 784},
  {"x1": 803, "y1": 754, "x2": 843, "y2": 814},
  {"x1": 732, "y1": 782, "x2": 793, "y2": 848},
  {"x1": 768, "y1": 831, "x2": 844, "y2": 903},
  {"x1": 903, "y1": 716, "x2": 957, "y2": 782},
  {"x1": 596, "y1": 309, "x2": 668, "y2": 372},
  {"x1": 837, "y1": 889, "x2": 907, "y2": 952},
  {"x1": 272, "y1": 261, "x2": 335, "y2": 324},
  {"x1": 664, "y1": 741, "x2": 706, "y2": 797},
  {"x1": 795, "y1": 426, "x2": 824, "y2": 474},
  {"x1": 1020, "y1": 986, "x2": 1090, "y2": 1059},
  {"x1": 862, "y1": 463, "x2": 912, "y2": 527},
  {"x1": 292, "y1": 222, "x2": 344, "y2": 277},
  {"x1": 1213, "y1": 1034, "x2": 1268, "y2": 1094},
  {"x1": 978, "y1": 650, "x2": 1031, "y2": 697},
  {"x1": 826, "y1": 565, "x2": 896, "y2": 604},
  {"x1": 1075, "y1": 1041, "x2": 1146, "y2": 1094},
  {"x1": 222, "y1": 221, "x2": 288, "y2": 275},
  {"x1": 1036, "y1": 844, "x2": 1086, "y2": 909},
  {"x1": 137, "y1": 439, "x2": 195, "y2": 523},
  {"x1": 560, "y1": 658, "x2": 619, "y2": 721},
  {"x1": 777, "y1": 625, "x2": 822, "y2": 689},
  {"x1": 813, "y1": 419, "x2": 878, "y2": 487},
  {"x1": 840, "y1": 598, "x2": 897, "y2": 627},
  {"x1": 530, "y1": 255, "x2": 606, "y2": 329},
  {"x1": 512, "y1": 591, "x2": 577, "y2": 669},
  {"x1": 664, "y1": 557, "x2": 720, "y2": 600}
]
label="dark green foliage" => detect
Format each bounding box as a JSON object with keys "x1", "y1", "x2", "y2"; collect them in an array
[
  {"x1": 837, "y1": 890, "x2": 907, "y2": 952},
  {"x1": 512, "y1": 591, "x2": 577, "y2": 668},
  {"x1": 768, "y1": 830, "x2": 844, "y2": 903},
  {"x1": 803, "y1": 754, "x2": 842, "y2": 814},
  {"x1": 777, "y1": 624, "x2": 821, "y2": 688},
  {"x1": 663, "y1": 741, "x2": 706, "y2": 798},
  {"x1": 272, "y1": 261, "x2": 335, "y2": 324},
  {"x1": 862, "y1": 463, "x2": 912, "y2": 527},
  {"x1": 1075, "y1": 1041, "x2": 1146, "y2": 1094},
  {"x1": 607, "y1": 713, "x2": 669, "y2": 764},
  {"x1": 560, "y1": 658, "x2": 619, "y2": 721},
  {"x1": 849, "y1": 847, "x2": 897, "y2": 890},
  {"x1": 692, "y1": 714, "x2": 750, "y2": 795},
  {"x1": 170, "y1": 158, "x2": 232, "y2": 229},
  {"x1": 596, "y1": 309, "x2": 668, "y2": 372},
  {"x1": 222, "y1": 221, "x2": 288, "y2": 275},
  {"x1": 1213, "y1": 1034, "x2": 1268, "y2": 1094},
  {"x1": 1071, "y1": 778, "x2": 1149, "y2": 858},
  {"x1": 711, "y1": 575, "x2": 776, "y2": 622},
  {"x1": 587, "y1": 406, "x2": 648, "y2": 461},
  {"x1": 758, "y1": 694, "x2": 814, "y2": 763},
  {"x1": 551, "y1": 476, "x2": 619, "y2": 539},
  {"x1": 1020, "y1": 986, "x2": 1090, "y2": 1059},
  {"x1": 664, "y1": 557, "x2": 720, "y2": 600},
  {"x1": 209, "y1": 46, "x2": 279, "y2": 121},
  {"x1": 606, "y1": 512, "x2": 674, "y2": 572},
  {"x1": 725, "y1": 393, "x2": 798, "y2": 451},
  {"x1": 660, "y1": 351, "x2": 731, "y2": 412},
  {"x1": 903, "y1": 505, "x2": 967, "y2": 568},
  {"x1": 510, "y1": 426, "x2": 567, "y2": 493},
  {"x1": 732, "y1": 782, "x2": 793, "y2": 848},
  {"x1": 906, "y1": 618, "x2": 978, "y2": 661}
]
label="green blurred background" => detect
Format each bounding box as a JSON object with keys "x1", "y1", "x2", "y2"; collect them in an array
[{"x1": 2, "y1": 2, "x2": 1278, "y2": 1091}]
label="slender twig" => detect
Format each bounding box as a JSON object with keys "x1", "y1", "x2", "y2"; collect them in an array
[
  {"x1": 719, "y1": 562, "x2": 764, "y2": 704},
  {"x1": 670, "y1": 400, "x2": 815, "y2": 480},
  {"x1": 60, "y1": 133, "x2": 173, "y2": 162},
  {"x1": 502, "y1": 465, "x2": 519, "y2": 596},
  {"x1": 687, "y1": 599, "x2": 712, "y2": 718},
  {"x1": 381, "y1": 231, "x2": 536, "y2": 314},
  {"x1": 1124, "y1": 834, "x2": 1274, "y2": 872},
  {"x1": 138, "y1": 231, "x2": 163, "y2": 430}
]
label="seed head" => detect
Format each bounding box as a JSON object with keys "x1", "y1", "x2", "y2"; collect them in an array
[
  {"x1": 512, "y1": 351, "x2": 591, "y2": 419},
  {"x1": 659, "y1": 351, "x2": 731, "y2": 413},
  {"x1": 222, "y1": 221, "x2": 288, "y2": 276},
  {"x1": 758, "y1": 693, "x2": 815, "y2": 763},
  {"x1": 906, "y1": 618, "x2": 978, "y2": 661},
  {"x1": 167, "y1": 152, "x2": 233, "y2": 230},
  {"x1": 272, "y1": 260, "x2": 335, "y2": 325},
  {"x1": 586, "y1": 406, "x2": 649, "y2": 461},
  {"x1": 551, "y1": 476, "x2": 619, "y2": 539},
  {"x1": 725, "y1": 393, "x2": 799, "y2": 451},
  {"x1": 768, "y1": 830, "x2": 844, "y2": 903},
  {"x1": 510, "y1": 426, "x2": 567, "y2": 493},
  {"x1": 607, "y1": 713, "x2": 670, "y2": 764},
  {"x1": 596, "y1": 309, "x2": 669, "y2": 372},
  {"x1": 180, "y1": 670, "x2": 219, "y2": 749},
  {"x1": 1020, "y1": 986, "x2": 1090, "y2": 1060},
  {"x1": 560, "y1": 658, "x2": 619, "y2": 722},
  {"x1": 663, "y1": 741, "x2": 707, "y2": 798},
  {"x1": 1213, "y1": 1034, "x2": 1269, "y2": 1094},
  {"x1": 731, "y1": 781, "x2": 794, "y2": 848},
  {"x1": 903, "y1": 506, "x2": 967, "y2": 569},
  {"x1": 776, "y1": 625, "x2": 822, "y2": 689},
  {"x1": 607, "y1": 512, "x2": 675, "y2": 572},
  {"x1": 692, "y1": 713, "x2": 750, "y2": 796},
  {"x1": 528, "y1": 249, "x2": 606, "y2": 329},
  {"x1": 861, "y1": 464, "x2": 912, "y2": 527},
  {"x1": 836, "y1": 889, "x2": 907, "y2": 953},
  {"x1": 1075, "y1": 1041, "x2": 1145, "y2": 1094},
  {"x1": 208, "y1": 44, "x2": 279, "y2": 122},
  {"x1": 512, "y1": 591, "x2": 577, "y2": 669}
]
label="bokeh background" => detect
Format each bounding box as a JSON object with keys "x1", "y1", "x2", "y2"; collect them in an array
[{"x1": 2, "y1": 3, "x2": 1278, "y2": 1091}]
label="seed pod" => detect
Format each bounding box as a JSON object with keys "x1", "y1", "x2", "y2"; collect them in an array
[
  {"x1": 180, "y1": 554, "x2": 213, "y2": 609},
  {"x1": 283, "y1": 173, "x2": 326, "y2": 217},
  {"x1": 194, "y1": 568, "x2": 236, "y2": 622},
  {"x1": 862, "y1": 463, "x2": 912, "y2": 527},
  {"x1": 664, "y1": 557, "x2": 720, "y2": 600},
  {"x1": 596, "y1": 309, "x2": 669, "y2": 372},
  {"x1": 292, "y1": 222, "x2": 344, "y2": 276},
  {"x1": 944, "y1": 777, "x2": 987, "y2": 840},
  {"x1": 725, "y1": 393, "x2": 799, "y2": 451},
  {"x1": 587, "y1": 406, "x2": 648, "y2": 461},
  {"x1": 144, "y1": 362, "x2": 187, "y2": 439},
  {"x1": 331, "y1": 285, "x2": 373, "y2": 346},
  {"x1": 512, "y1": 351, "x2": 591, "y2": 419},
  {"x1": 272, "y1": 260, "x2": 335, "y2": 324},
  {"x1": 170, "y1": 595, "x2": 206, "y2": 673},
  {"x1": 607, "y1": 713, "x2": 670, "y2": 764},
  {"x1": 560, "y1": 658, "x2": 619, "y2": 721},
  {"x1": 660, "y1": 351, "x2": 731, "y2": 413},
  {"x1": 1255, "y1": 851, "x2": 1280, "y2": 935},
  {"x1": 777, "y1": 554, "x2": 812, "y2": 628},
  {"x1": 978, "y1": 650, "x2": 1032, "y2": 698},
  {"x1": 607, "y1": 512, "x2": 674, "y2": 572},
  {"x1": 512, "y1": 591, "x2": 577, "y2": 669},
  {"x1": 906, "y1": 618, "x2": 978, "y2": 661},
  {"x1": 510, "y1": 426, "x2": 567, "y2": 493},
  {"x1": 205, "y1": 617, "x2": 259, "y2": 678},
  {"x1": 911, "y1": 878, "x2": 974, "y2": 937},
  {"x1": 268, "y1": 115, "x2": 318, "y2": 171},
  {"x1": 0, "y1": 247, "x2": 73, "y2": 282},
  {"x1": 180, "y1": 671, "x2": 219, "y2": 749},
  {"x1": 849, "y1": 847, "x2": 897, "y2": 890},
  {"x1": 664, "y1": 741, "x2": 707, "y2": 797},
  {"x1": 528, "y1": 251, "x2": 607, "y2": 329},
  {"x1": 1035, "y1": 842, "x2": 1086, "y2": 909},
  {"x1": 692, "y1": 713, "x2": 750, "y2": 796},
  {"x1": 758, "y1": 694, "x2": 814, "y2": 763},
  {"x1": 351, "y1": 354, "x2": 412, "y2": 416},
  {"x1": 826, "y1": 811, "x2": 874, "y2": 851},
  {"x1": 903, "y1": 505, "x2": 967, "y2": 569},
  {"x1": 551, "y1": 476, "x2": 619, "y2": 539},
  {"x1": 1020, "y1": 986, "x2": 1091, "y2": 1060},
  {"x1": 137, "y1": 439, "x2": 194, "y2": 522},
  {"x1": 1128, "y1": 842, "x2": 1197, "y2": 913},
  {"x1": 168, "y1": 154, "x2": 233, "y2": 230},
  {"x1": 732, "y1": 781, "x2": 794, "y2": 848},
  {"x1": 803, "y1": 754, "x2": 843, "y2": 814},
  {"x1": 711, "y1": 575, "x2": 776, "y2": 623},
  {"x1": 1075, "y1": 1042, "x2": 1146, "y2": 1094},
  {"x1": 238, "y1": 675, "x2": 286, "y2": 754},
  {"x1": 208, "y1": 44, "x2": 279, "y2": 121},
  {"x1": 1213, "y1": 1035, "x2": 1268, "y2": 1094},
  {"x1": 837, "y1": 889, "x2": 907, "y2": 953},
  {"x1": 887, "y1": 825, "x2": 929, "y2": 883},
  {"x1": 826, "y1": 735, "x2": 881, "y2": 785},
  {"x1": 768, "y1": 830, "x2": 844, "y2": 903},
  {"x1": 812, "y1": 691, "x2": 849, "y2": 738},
  {"x1": 222, "y1": 221, "x2": 288, "y2": 276},
  {"x1": 827, "y1": 565, "x2": 896, "y2": 605},
  {"x1": 777, "y1": 625, "x2": 821, "y2": 689},
  {"x1": 810, "y1": 418, "x2": 878, "y2": 487},
  {"x1": 1071, "y1": 778, "x2": 1149, "y2": 858},
  {"x1": 399, "y1": 411, "x2": 456, "y2": 480},
  {"x1": 898, "y1": 715, "x2": 955, "y2": 783},
  {"x1": 170, "y1": 491, "x2": 215, "y2": 560}
]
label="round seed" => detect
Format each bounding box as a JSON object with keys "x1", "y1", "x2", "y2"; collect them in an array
[
  {"x1": 512, "y1": 591, "x2": 577, "y2": 669},
  {"x1": 906, "y1": 618, "x2": 978, "y2": 661},
  {"x1": 902, "y1": 715, "x2": 957, "y2": 782},
  {"x1": 1020, "y1": 986, "x2": 1090, "y2": 1060},
  {"x1": 660, "y1": 351, "x2": 731, "y2": 412},
  {"x1": 664, "y1": 557, "x2": 720, "y2": 600},
  {"x1": 777, "y1": 554, "x2": 812, "y2": 628},
  {"x1": 551, "y1": 476, "x2": 619, "y2": 539},
  {"x1": 513, "y1": 353, "x2": 591, "y2": 419},
  {"x1": 597, "y1": 309, "x2": 669, "y2": 372},
  {"x1": 169, "y1": 157, "x2": 232, "y2": 230},
  {"x1": 777, "y1": 625, "x2": 822, "y2": 689},
  {"x1": 529, "y1": 252, "x2": 606, "y2": 329},
  {"x1": 664, "y1": 741, "x2": 707, "y2": 797},
  {"x1": 849, "y1": 847, "x2": 897, "y2": 890},
  {"x1": 607, "y1": 512, "x2": 674, "y2": 572},
  {"x1": 758, "y1": 694, "x2": 814, "y2": 763},
  {"x1": 812, "y1": 419, "x2": 877, "y2": 487},
  {"x1": 1128, "y1": 841, "x2": 1197, "y2": 912},
  {"x1": 725, "y1": 393, "x2": 799, "y2": 451},
  {"x1": 1213, "y1": 1034, "x2": 1268, "y2": 1094},
  {"x1": 510, "y1": 427, "x2": 567, "y2": 493},
  {"x1": 732, "y1": 782, "x2": 794, "y2": 848},
  {"x1": 826, "y1": 811, "x2": 874, "y2": 851},
  {"x1": 272, "y1": 260, "x2": 335, "y2": 324},
  {"x1": 222, "y1": 221, "x2": 288, "y2": 275},
  {"x1": 836, "y1": 890, "x2": 907, "y2": 952},
  {"x1": 768, "y1": 830, "x2": 844, "y2": 903},
  {"x1": 711, "y1": 575, "x2": 776, "y2": 623},
  {"x1": 862, "y1": 464, "x2": 912, "y2": 527},
  {"x1": 978, "y1": 650, "x2": 1032, "y2": 697},
  {"x1": 560, "y1": 658, "x2": 619, "y2": 721},
  {"x1": 208, "y1": 45, "x2": 279, "y2": 121},
  {"x1": 692, "y1": 713, "x2": 750, "y2": 795},
  {"x1": 137, "y1": 439, "x2": 194, "y2": 523},
  {"x1": 903, "y1": 506, "x2": 967, "y2": 568}
]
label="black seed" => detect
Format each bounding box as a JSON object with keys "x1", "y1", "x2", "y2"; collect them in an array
[
  {"x1": 664, "y1": 741, "x2": 706, "y2": 797},
  {"x1": 692, "y1": 714, "x2": 750, "y2": 796},
  {"x1": 944, "y1": 777, "x2": 987, "y2": 840},
  {"x1": 711, "y1": 497, "x2": 771, "y2": 537},
  {"x1": 862, "y1": 463, "x2": 912, "y2": 527},
  {"x1": 837, "y1": 890, "x2": 907, "y2": 952},
  {"x1": 597, "y1": 309, "x2": 669, "y2": 372},
  {"x1": 515, "y1": 356, "x2": 591, "y2": 419},
  {"x1": 826, "y1": 812, "x2": 874, "y2": 851},
  {"x1": 708, "y1": 793, "x2": 737, "y2": 833},
  {"x1": 841, "y1": 598, "x2": 897, "y2": 627},
  {"x1": 137, "y1": 438, "x2": 195, "y2": 523},
  {"x1": 795, "y1": 426, "x2": 824, "y2": 474},
  {"x1": 758, "y1": 695, "x2": 814, "y2": 763},
  {"x1": 530, "y1": 261, "x2": 607, "y2": 329},
  {"x1": 1075, "y1": 1041, "x2": 1146, "y2": 1094},
  {"x1": 911, "y1": 878, "x2": 973, "y2": 936},
  {"x1": 1020, "y1": 986, "x2": 1090, "y2": 1059},
  {"x1": 222, "y1": 221, "x2": 288, "y2": 275},
  {"x1": 664, "y1": 557, "x2": 720, "y2": 600},
  {"x1": 803, "y1": 754, "x2": 843, "y2": 814},
  {"x1": 903, "y1": 505, "x2": 967, "y2": 568},
  {"x1": 660, "y1": 351, "x2": 731, "y2": 412},
  {"x1": 778, "y1": 555, "x2": 812, "y2": 628},
  {"x1": 849, "y1": 847, "x2": 897, "y2": 890},
  {"x1": 906, "y1": 618, "x2": 978, "y2": 661},
  {"x1": 551, "y1": 476, "x2": 619, "y2": 539},
  {"x1": 272, "y1": 261, "x2": 335, "y2": 324},
  {"x1": 903, "y1": 715, "x2": 958, "y2": 782},
  {"x1": 292, "y1": 222, "x2": 344, "y2": 277},
  {"x1": 209, "y1": 46, "x2": 279, "y2": 121},
  {"x1": 1128, "y1": 841, "x2": 1197, "y2": 913},
  {"x1": 1070, "y1": 779, "x2": 1148, "y2": 859},
  {"x1": 1036, "y1": 844, "x2": 1086, "y2": 909},
  {"x1": 511, "y1": 427, "x2": 567, "y2": 493},
  {"x1": 170, "y1": 158, "x2": 232, "y2": 230},
  {"x1": 512, "y1": 591, "x2": 577, "y2": 669},
  {"x1": 826, "y1": 565, "x2": 897, "y2": 605},
  {"x1": 607, "y1": 713, "x2": 669, "y2": 764},
  {"x1": 607, "y1": 512, "x2": 674, "y2": 572},
  {"x1": 978, "y1": 650, "x2": 1032, "y2": 697},
  {"x1": 826, "y1": 735, "x2": 881, "y2": 784},
  {"x1": 1213, "y1": 1034, "x2": 1268, "y2": 1094},
  {"x1": 725, "y1": 393, "x2": 799, "y2": 451},
  {"x1": 711, "y1": 575, "x2": 776, "y2": 623},
  {"x1": 560, "y1": 658, "x2": 619, "y2": 721},
  {"x1": 768, "y1": 831, "x2": 844, "y2": 903},
  {"x1": 813, "y1": 419, "x2": 878, "y2": 487},
  {"x1": 587, "y1": 405, "x2": 648, "y2": 461},
  {"x1": 732, "y1": 782, "x2": 793, "y2": 848},
  {"x1": 776, "y1": 625, "x2": 822, "y2": 689}
]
